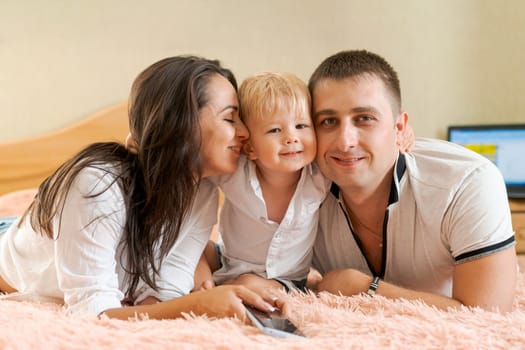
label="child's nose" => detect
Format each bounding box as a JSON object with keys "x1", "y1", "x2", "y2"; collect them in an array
[{"x1": 284, "y1": 132, "x2": 299, "y2": 144}]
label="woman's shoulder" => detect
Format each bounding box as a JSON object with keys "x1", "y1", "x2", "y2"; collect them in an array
[{"x1": 72, "y1": 163, "x2": 123, "y2": 199}]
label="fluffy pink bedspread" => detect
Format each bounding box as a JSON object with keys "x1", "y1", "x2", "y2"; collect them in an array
[
  {"x1": 1, "y1": 266, "x2": 525, "y2": 349},
  {"x1": 1, "y1": 192, "x2": 524, "y2": 349}
]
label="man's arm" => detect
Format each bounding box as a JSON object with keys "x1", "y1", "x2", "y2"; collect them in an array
[
  {"x1": 317, "y1": 247, "x2": 516, "y2": 312},
  {"x1": 317, "y1": 269, "x2": 462, "y2": 310},
  {"x1": 452, "y1": 247, "x2": 516, "y2": 311}
]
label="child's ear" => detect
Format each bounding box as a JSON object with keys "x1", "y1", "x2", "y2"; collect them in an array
[{"x1": 243, "y1": 142, "x2": 258, "y2": 160}]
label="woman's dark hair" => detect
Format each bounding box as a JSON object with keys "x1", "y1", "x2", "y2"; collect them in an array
[{"x1": 23, "y1": 55, "x2": 237, "y2": 298}]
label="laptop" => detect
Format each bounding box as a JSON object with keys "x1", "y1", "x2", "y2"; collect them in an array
[{"x1": 447, "y1": 124, "x2": 525, "y2": 199}]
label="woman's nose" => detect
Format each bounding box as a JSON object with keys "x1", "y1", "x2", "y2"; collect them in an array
[{"x1": 236, "y1": 122, "x2": 249, "y2": 140}]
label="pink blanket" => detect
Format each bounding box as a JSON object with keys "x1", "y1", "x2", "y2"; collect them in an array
[
  {"x1": 1, "y1": 266, "x2": 525, "y2": 349},
  {"x1": 1, "y1": 192, "x2": 523, "y2": 348}
]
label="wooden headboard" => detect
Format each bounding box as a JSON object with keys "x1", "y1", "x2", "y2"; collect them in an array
[{"x1": 0, "y1": 103, "x2": 129, "y2": 195}]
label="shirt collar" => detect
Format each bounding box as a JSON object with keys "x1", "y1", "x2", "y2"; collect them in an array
[{"x1": 329, "y1": 153, "x2": 406, "y2": 206}]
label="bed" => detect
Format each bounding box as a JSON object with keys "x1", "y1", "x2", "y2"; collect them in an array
[{"x1": 1, "y1": 103, "x2": 524, "y2": 349}]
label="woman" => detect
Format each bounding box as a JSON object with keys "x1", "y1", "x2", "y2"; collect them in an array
[{"x1": 0, "y1": 56, "x2": 276, "y2": 319}]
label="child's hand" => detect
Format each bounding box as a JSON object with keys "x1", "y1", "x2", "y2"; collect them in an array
[
  {"x1": 306, "y1": 267, "x2": 323, "y2": 292},
  {"x1": 193, "y1": 245, "x2": 215, "y2": 292},
  {"x1": 194, "y1": 279, "x2": 215, "y2": 292}
]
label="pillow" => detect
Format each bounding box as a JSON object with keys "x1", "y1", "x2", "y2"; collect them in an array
[{"x1": 0, "y1": 188, "x2": 37, "y2": 217}]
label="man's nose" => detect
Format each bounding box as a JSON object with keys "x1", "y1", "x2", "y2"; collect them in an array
[{"x1": 336, "y1": 122, "x2": 358, "y2": 151}]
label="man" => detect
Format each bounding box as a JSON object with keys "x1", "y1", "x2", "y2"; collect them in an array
[{"x1": 309, "y1": 50, "x2": 517, "y2": 311}]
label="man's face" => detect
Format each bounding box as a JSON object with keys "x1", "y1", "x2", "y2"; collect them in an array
[{"x1": 312, "y1": 75, "x2": 406, "y2": 195}]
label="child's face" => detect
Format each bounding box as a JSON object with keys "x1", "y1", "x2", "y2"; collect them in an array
[{"x1": 245, "y1": 107, "x2": 316, "y2": 174}]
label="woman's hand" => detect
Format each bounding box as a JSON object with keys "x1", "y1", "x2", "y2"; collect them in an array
[
  {"x1": 191, "y1": 284, "x2": 277, "y2": 321},
  {"x1": 223, "y1": 273, "x2": 283, "y2": 301},
  {"x1": 399, "y1": 123, "x2": 415, "y2": 153},
  {"x1": 105, "y1": 284, "x2": 277, "y2": 321}
]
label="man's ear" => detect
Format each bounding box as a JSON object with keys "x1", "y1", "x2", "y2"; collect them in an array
[
  {"x1": 395, "y1": 111, "x2": 408, "y2": 133},
  {"x1": 243, "y1": 142, "x2": 258, "y2": 160},
  {"x1": 395, "y1": 112, "x2": 414, "y2": 153}
]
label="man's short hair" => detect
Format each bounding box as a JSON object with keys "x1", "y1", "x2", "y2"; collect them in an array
[{"x1": 308, "y1": 50, "x2": 402, "y2": 113}]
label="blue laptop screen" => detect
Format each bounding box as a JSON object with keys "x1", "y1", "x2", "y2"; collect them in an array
[{"x1": 447, "y1": 124, "x2": 525, "y2": 198}]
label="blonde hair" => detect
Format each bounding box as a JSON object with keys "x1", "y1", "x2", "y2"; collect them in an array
[{"x1": 238, "y1": 72, "x2": 311, "y2": 124}]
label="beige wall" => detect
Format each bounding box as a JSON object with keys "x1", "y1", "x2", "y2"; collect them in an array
[{"x1": 1, "y1": 0, "x2": 524, "y2": 141}]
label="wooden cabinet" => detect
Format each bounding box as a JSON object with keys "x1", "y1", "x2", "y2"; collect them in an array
[{"x1": 510, "y1": 199, "x2": 525, "y2": 253}]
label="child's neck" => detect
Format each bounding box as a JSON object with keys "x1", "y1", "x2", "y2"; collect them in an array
[{"x1": 255, "y1": 166, "x2": 302, "y2": 224}]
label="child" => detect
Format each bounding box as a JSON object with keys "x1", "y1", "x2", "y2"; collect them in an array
[{"x1": 200, "y1": 72, "x2": 329, "y2": 292}]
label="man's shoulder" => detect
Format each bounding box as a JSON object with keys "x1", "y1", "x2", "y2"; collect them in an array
[
  {"x1": 402, "y1": 137, "x2": 505, "y2": 202},
  {"x1": 405, "y1": 137, "x2": 494, "y2": 182},
  {"x1": 411, "y1": 137, "x2": 489, "y2": 163}
]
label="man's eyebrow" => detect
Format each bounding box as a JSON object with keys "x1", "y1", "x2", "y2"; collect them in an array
[
  {"x1": 313, "y1": 109, "x2": 336, "y2": 119},
  {"x1": 220, "y1": 105, "x2": 238, "y2": 113},
  {"x1": 351, "y1": 106, "x2": 380, "y2": 115},
  {"x1": 313, "y1": 106, "x2": 381, "y2": 118}
]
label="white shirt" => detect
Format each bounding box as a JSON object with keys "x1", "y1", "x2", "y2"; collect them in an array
[
  {"x1": 212, "y1": 156, "x2": 329, "y2": 286},
  {"x1": 313, "y1": 138, "x2": 515, "y2": 297},
  {"x1": 0, "y1": 166, "x2": 218, "y2": 316}
]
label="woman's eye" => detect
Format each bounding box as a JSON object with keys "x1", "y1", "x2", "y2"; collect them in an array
[{"x1": 224, "y1": 114, "x2": 235, "y2": 123}]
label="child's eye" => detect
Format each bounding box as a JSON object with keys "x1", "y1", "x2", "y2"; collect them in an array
[
  {"x1": 267, "y1": 128, "x2": 281, "y2": 134},
  {"x1": 296, "y1": 123, "x2": 310, "y2": 129}
]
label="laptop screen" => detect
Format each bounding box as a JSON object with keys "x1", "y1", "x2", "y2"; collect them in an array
[{"x1": 447, "y1": 124, "x2": 525, "y2": 199}]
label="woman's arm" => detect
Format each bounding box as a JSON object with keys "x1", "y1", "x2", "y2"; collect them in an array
[{"x1": 103, "y1": 284, "x2": 276, "y2": 320}]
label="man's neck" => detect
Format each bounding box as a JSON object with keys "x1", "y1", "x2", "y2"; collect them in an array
[{"x1": 340, "y1": 169, "x2": 394, "y2": 218}]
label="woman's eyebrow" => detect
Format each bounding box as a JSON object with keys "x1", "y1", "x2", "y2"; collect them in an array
[{"x1": 220, "y1": 105, "x2": 238, "y2": 113}]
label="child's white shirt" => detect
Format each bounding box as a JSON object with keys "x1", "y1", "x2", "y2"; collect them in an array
[{"x1": 211, "y1": 156, "x2": 329, "y2": 288}]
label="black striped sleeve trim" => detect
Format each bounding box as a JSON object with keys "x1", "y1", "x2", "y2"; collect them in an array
[{"x1": 454, "y1": 236, "x2": 515, "y2": 263}]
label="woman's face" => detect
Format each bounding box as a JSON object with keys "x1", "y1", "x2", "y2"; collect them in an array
[{"x1": 199, "y1": 74, "x2": 249, "y2": 178}]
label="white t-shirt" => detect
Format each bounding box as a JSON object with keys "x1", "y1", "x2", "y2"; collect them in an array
[
  {"x1": 313, "y1": 138, "x2": 515, "y2": 297},
  {"x1": 0, "y1": 165, "x2": 218, "y2": 316},
  {"x1": 212, "y1": 156, "x2": 329, "y2": 287}
]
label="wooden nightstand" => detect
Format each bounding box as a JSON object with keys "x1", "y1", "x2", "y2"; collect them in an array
[{"x1": 510, "y1": 199, "x2": 525, "y2": 253}]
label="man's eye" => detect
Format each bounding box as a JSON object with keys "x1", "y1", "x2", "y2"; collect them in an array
[
  {"x1": 320, "y1": 118, "x2": 336, "y2": 127},
  {"x1": 357, "y1": 115, "x2": 374, "y2": 122}
]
